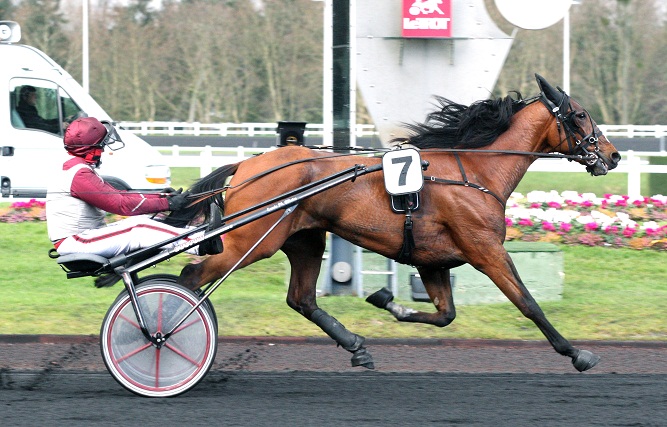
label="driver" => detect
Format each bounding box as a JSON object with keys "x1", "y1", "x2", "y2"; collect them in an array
[
  {"x1": 46, "y1": 117, "x2": 221, "y2": 258},
  {"x1": 16, "y1": 85, "x2": 65, "y2": 133}
]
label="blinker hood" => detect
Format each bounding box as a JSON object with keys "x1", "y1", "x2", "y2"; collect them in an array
[{"x1": 535, "y1": 73, "x2": 570, "y2": 118}]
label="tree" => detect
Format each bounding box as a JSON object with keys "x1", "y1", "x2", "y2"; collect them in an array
[
  {"x1": 12, "y1": 0, "x2": 70, "y2": 64},
  {"x1": 495, "y1": 0, "x2": 667, "y2": 125},
  {"x1": 571, "y1": 0, "x2": 665, "y2": 124},
  {"x1": 0, "y1": 0, "x2": 16, "y2": 20}
]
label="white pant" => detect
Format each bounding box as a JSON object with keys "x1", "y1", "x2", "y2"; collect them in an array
[{"x1": 55, "y1": 216, "x2": 202, "y2": 258}]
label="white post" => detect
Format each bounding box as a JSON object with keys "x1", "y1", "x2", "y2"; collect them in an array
[
  {"x1": 562, "y1": 3, "x2": 570, "y2": 93},
  {"x1": 82, "y1": 0, "x2": 89, "y2": 93},
  {"x1": 322, "y1": 0, "x2": 333, "y2": 146},
  {"x1": 626, "y1": 150, "x2": 641, "y2": 198},
  {"x1": 354, "y1": 245, "x2": 363, "y2": 297},
  {"x1": 349, "y1": 0, "x2": 357, "y2": 148},
  {"x1": 200, "y1": 145, "x2": 212, "y2": 178}
]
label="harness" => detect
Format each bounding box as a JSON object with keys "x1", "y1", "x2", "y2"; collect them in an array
[{"x1": 182, "y1": 89, "x2": 604, "y2": 266}]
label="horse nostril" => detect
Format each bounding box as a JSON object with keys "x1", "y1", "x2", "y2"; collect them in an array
[{"x1": 611, "y1": 152, "x2": 621, "y2": 164}]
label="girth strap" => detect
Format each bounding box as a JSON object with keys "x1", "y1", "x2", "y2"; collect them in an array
[{"x1": 396, "y1": 196, "x2": 417, "y2": 265}]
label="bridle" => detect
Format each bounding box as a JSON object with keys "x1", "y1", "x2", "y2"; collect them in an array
[{"x1": 538, "y1": 89, "x2": 601, "y2": 168}]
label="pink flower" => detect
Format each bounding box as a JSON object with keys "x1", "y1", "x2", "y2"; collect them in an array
[
  {"x1": 622, "y1": 227, "x2": 637, "y2": 238},
  {"x1": 604, "y1": 225, "x2": 619, "y2": 234},
  {"x1": 615, "y1": 199, "x2": 627, "y2": 207},
  {"x1": 584, "y1": 222, "x2": 599, "y2": 231},
  {"x1": 530, "y1": 203, "x2": 542, "y2": 209},
  {"x1": 559, "y1": 223, "x2": 572, "y2": 233},
  {"x1": 505, "y1": 217, "x2": 514, "y2": 226},
  {"x1": 547, "y1": 201, "x2": 562, "y2": 209},
  {"x1": 542, "y1": 221, "x2": 556, "y2": 232},
  {"x1": 518, "y1": 218, "x2": 534, "y2": 227},
  {"x1": 581, "y1": 200, "x2": 593, "y2": 207},
  {"x1": 645, "y1": 227, "x2": 660, "y2": 237}
]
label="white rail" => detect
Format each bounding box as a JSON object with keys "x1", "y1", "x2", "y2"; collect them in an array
[
  {"x1": 119, "y1": 121, "x2": 378, "y2": 137},
  {"x1": 118, "y1": 121, "x2": 667, "y2": 140},
  {"x1": 158, "y1": 145, "x2": 667, "y2": 198}
]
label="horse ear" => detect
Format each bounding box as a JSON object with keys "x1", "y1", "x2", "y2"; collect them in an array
[{"x1": 535, "y1": 73, "x2": 564, "y2": 106}]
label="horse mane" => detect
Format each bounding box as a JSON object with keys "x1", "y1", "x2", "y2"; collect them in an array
[
  {"x1": 399, "y1": 92, "x2": 528, "y2": 149},
  {"x1": 162, "y1": 163, "x2": 239, "y2": 227}
]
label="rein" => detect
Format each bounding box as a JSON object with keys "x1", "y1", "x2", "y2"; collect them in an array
[{"x1": 186, "y1": 90, "x2": 601, "y2": 206}]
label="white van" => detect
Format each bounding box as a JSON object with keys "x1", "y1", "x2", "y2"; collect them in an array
[{"x1": 0, "y1": 21, "x2": 170, "y2": 198}]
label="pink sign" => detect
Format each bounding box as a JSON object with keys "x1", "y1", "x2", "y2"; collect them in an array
[{"x1": 402, "y1": 0, "x2": 452, "y2": 38}]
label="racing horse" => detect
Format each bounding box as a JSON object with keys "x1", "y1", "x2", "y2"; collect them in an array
[{"x1": 172, "y1": 74, "x2": 620, "y2": 372}]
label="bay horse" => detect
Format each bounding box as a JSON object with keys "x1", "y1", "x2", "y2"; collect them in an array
[{"x1": 172, "y1": 74, "x2": 620, "y2": 372}]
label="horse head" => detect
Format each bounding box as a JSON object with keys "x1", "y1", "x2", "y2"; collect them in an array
[{"x1": 536, "y1": 73, "x2": 621, "y2": 176}]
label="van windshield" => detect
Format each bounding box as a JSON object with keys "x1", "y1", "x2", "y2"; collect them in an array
[{"x1": 10, "y1": 78, "x2": 84, "y2": 136}]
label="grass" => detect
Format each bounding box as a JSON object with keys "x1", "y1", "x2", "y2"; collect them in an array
[
  {"x1": 515, "y1": 171, "x2": 651, "y2": 196},
  {"x1": 1, "y1": 221, "x2": 666, "y2": 341},
  {"x1": 170, "y1": 167, "x2": 200, "y2": 190},
  {"x1": 0, "y1": 169, "x2": 663, "y2": 340}
]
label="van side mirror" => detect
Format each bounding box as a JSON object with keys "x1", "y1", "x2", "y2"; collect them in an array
[
  {"x1": 1, "y1": 176, "x2": 10, "y2": 197},
  {"x1": 1, "y1": 146, "x2": 14, "y2": 156}
]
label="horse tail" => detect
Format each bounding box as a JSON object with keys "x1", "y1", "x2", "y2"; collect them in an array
[{"x1": 163, "y1": 162, "x2": 240, "y2": 227}]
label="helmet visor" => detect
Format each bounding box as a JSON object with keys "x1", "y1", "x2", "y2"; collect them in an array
[{"x1": 100, "y1": 121, "x2": 125, "y2": 151}]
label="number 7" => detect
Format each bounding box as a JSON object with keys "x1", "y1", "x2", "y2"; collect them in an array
[{"x1": 391, "y1": 156, "x2": 412, "y2": 186}]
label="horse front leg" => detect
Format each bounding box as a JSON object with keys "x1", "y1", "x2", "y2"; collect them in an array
[
  {"x1": 282, "y1": 230, "x2": 374, "y2": 369},
  {"x1": 473, "y1": 246, "x2": 600, "y2": 372},
  {"x1": 366, "y1": 266, "x2": 456, "y2": 327}
]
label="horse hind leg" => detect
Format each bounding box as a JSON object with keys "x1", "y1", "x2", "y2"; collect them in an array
[
  {"x1": 366, "y1": 266, "x2": 456, "y2": 328},
  {"x1": 283, "y1": 230, "x2": 374, "y2": 369}
]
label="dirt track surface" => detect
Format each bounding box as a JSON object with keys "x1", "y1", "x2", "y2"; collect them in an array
[
  {"x1": 2, "y1": 336, "x2": 667, "y2": 426},
  {"x1": 1, "y1": 335, "x2": 667, "y2": 374}
]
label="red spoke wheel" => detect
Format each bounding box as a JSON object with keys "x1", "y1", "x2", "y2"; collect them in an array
[{"x1": 100, "y1": 280, "x2": 217, "y2": 397}]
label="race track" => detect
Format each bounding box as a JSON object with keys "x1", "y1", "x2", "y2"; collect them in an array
[{"x1": 1, "y1": 337, "x2": 666, "y2": 426}]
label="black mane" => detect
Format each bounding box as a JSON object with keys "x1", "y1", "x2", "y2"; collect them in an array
[{"x1": 400, "y1": 93, "x2": 527, "y2": 149}]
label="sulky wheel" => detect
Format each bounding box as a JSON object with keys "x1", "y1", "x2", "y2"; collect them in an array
[
  {"x1": 100, "y1": 281, "x2": 218, "y2": 397},
  {"x1": 137, "y1": 275, "x2": 218, "y2": 331}
]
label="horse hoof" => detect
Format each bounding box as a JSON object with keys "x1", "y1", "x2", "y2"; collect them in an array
[
  {"x1": 365, "y1": 288, "x2": 394, "y2": 309},
  {"x1": 572, "y1": 349, "x2": 600, "y2": 372},
  {"x1": 351, "y1": 348, "x2": 375, "y2": 369}
]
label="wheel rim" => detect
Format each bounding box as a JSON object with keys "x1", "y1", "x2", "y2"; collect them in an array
[{"x1": 101, "y1": 284, "x2": 216, "y2": 397}]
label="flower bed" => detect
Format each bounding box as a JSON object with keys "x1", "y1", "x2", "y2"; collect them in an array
[
  {"x1": 0, "y1": 199, "x2": 46, "y2": 222},
  {"x1": 506, "y1": 191, "x2": 667, "y2": 250},
  {"x1": 4, "y1": 192, "x2": 667, "y2": 250}
]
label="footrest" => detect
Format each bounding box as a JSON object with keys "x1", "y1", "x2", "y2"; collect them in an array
[{"x1": 57, "y1": 253, "x2": 110, "y2": 277}]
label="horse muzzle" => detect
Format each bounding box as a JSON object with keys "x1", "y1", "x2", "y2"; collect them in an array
[{"x1": 584, "y1": 149, "x2": 620, "y2": 176}]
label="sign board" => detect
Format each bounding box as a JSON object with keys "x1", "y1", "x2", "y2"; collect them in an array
[
  {"x1": 382, "y1": 148, "x2": 424, "y2": 195},
  {"x1": 402, "y1": 0, "x2": 452, "y2": 38},
  {"x1": 494, "y1": 0, "x2": 571, "y2": 30}
]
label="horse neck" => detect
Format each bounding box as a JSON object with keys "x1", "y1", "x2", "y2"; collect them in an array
[{"x1": 483, "y1": 102, "x2": 557, "y2": 199}]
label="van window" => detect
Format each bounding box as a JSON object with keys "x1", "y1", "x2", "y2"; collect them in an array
[{"x1": 10, "y1": 78, "x2": 83, "y2": 136}]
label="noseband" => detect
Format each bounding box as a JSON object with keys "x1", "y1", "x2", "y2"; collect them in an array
[{"x1": 539, "y1": 90, "x2": 600, "y2": 166}]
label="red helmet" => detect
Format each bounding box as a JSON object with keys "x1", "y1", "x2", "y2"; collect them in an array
[{"x1": 64, "y1": 117, "x2": 122, "y2": 165}]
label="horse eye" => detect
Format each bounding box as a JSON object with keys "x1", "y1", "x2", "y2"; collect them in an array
[{"x1": 576, "y1": 112, "x2": 586, "y2": 119}]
